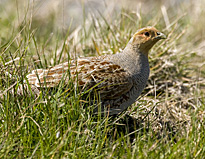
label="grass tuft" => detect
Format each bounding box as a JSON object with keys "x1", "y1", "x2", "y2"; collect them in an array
[{"x1": 0, "y1": 0, "x2": 205, "y2": 158}]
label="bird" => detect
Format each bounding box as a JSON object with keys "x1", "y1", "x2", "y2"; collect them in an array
[{"x1": 18, "y1": 26, "x2": 166, "y2": 115}]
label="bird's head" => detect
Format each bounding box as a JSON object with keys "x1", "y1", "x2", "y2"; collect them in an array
[{"x1": 126, "y1": 26, "x2": 166, "y2": 57}]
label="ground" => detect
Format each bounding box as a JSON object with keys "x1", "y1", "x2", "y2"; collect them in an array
[{"x1": 0, "y1": 0, "x2": 204, "y2": 158}]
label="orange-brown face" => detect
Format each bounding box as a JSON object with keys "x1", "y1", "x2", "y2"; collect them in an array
[{"x1": 131, "y1": 27, "x2": 166, "y2": 56}]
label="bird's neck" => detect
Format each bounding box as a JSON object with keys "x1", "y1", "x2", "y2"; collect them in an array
[
  {"x1": 111, "y1": 47, "x2": 149, "y2": 75},
  {"x1": 124, "y1": 43, "x2": 149, "y2": 58}
]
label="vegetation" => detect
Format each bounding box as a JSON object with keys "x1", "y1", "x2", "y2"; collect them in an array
[{"x1": 0, "y1": 0, "x2": 204, "y2": 158}]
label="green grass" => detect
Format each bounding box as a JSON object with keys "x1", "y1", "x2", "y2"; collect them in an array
[{"x1": 0, "y1": 0, "x2": 205, "y2": 158}]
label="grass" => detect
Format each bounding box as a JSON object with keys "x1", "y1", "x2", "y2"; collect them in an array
[{"x1": 0, "y1": 0, "x2": 205, "y2": 158}]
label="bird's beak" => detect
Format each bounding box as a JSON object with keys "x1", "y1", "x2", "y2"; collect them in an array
[{"x1": 155, "y1": 32, "x2": 166, "y2": 39}]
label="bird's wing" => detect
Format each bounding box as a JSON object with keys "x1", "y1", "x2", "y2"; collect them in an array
[{"x1": 26, "y1": 57, "x2": 133, "y2": 99}]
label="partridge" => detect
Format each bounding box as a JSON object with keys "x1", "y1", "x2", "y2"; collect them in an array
[{"x1": 19, "y1": 26, "x2": 166, "y2": 115}]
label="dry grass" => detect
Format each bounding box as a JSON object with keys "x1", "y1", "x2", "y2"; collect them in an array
[{"x1": 0, "y1": 0, "x2": 204, "y2": 158}]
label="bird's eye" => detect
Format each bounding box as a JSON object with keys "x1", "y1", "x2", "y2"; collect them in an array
[{"x1": 144, "y1": 32, "x2": 150, "y2": 37}]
